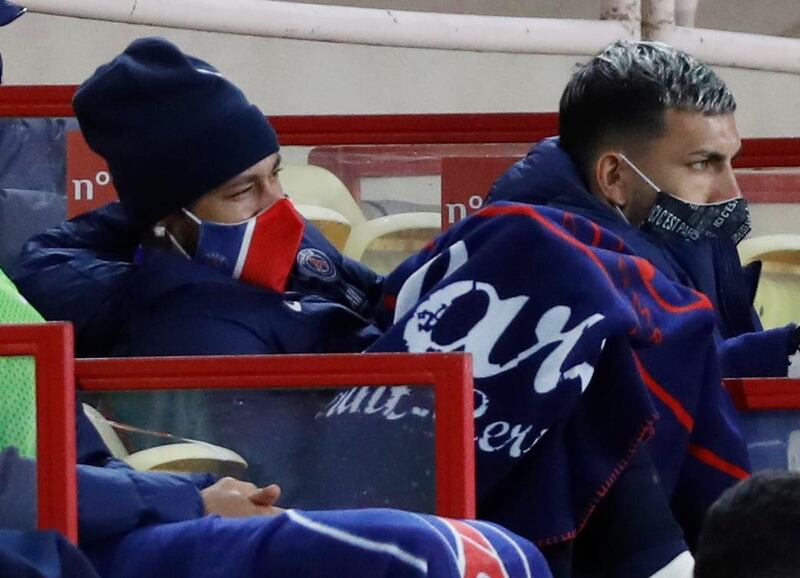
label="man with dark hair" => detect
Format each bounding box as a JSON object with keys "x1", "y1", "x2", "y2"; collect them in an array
[
  {"x1": 694, "y1": 470, "x2": 800, "y2": 578},
  {"x1": 558, "y1": 40, "x2": 736, "y2": 209},
  {"x1": 352, "y1": 40, "x2": 757, "y2": 578},
  {"x1": 489, "y1": 40, "x2": 799, "y2": 379}
]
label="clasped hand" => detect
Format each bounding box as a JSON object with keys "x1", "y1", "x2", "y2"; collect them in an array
[{"x1": 201, "y1": 477, "x2": 284, "y2": 518}]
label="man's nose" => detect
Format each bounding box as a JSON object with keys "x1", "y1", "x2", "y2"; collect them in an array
[
  {"x1": 713, "y1": 165, "x2": 743, "y2": 202},
  {"x1": 258, "y1": 178, "x2": 284, "y2": 208}
]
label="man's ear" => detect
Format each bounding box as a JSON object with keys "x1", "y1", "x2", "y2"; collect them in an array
[{"x1": 594, "y1": 152, "x2": 630, "y2": 209}]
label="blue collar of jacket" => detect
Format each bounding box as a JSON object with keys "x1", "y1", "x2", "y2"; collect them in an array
[{"x1": 486, "y1": 137, "x2": 622, "y2": 227}]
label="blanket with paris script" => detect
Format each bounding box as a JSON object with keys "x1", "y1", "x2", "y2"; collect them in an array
[
  {"x1": 83, "y1": 509, "x2": 551, "y2": 578},
  {"x1": 322, "y1": 201, "x2": 750, "y2": 547}
]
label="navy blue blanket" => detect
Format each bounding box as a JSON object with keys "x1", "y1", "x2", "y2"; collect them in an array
[{"x1": 324, "y1": 202, "x2": 749, "y2": 546}]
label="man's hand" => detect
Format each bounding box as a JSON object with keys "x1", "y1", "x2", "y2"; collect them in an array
[{"x1": 200, "y1": 477, "x2": 284, "y2": 518}]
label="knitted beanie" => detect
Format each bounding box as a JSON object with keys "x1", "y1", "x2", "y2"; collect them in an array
[{"x1": 73, "y1": 37, "x2": 279, "y2": 225}]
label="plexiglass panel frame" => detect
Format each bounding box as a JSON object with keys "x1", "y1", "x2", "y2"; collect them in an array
[
  {"x1": 0, "y1": 322, "x2": 76, "y2": 542},
  {"x1": 75, "y1": 352, "x2": 475, "y2": 518}
]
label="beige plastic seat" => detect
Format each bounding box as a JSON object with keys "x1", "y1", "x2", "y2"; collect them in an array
[
  {"x1": 343, "y1": 212, "x2": 441, "y2": 275},
  {"x1": 82, "y1": 403, "x2": 248, "y2": 479},
  {"x1": 280, "y1": 164, "x2": 366, "y2": 226},
  {"x1": 738, "y1": 234, "x2": 800, "y2": 329},
  {"x1": 293, "y1": 203, "x2": 351, "y2": 250}
]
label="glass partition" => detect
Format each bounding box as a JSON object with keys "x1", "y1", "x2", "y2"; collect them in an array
[
  {"x1": 739, "y1": 410, "x2": 800, "y2": 471},
  {"x1": 0, "y1": 117, "x2": 72, "y2": 271},
  {"x1": 79, "y1": 385, "x2": 436, "y2": 512},
  {"x1": 76, "y1": 352, "x2": 474, "y2": 518},
  {"x1": 726, "y1": 378, "x2": 800, "y2": 472}
]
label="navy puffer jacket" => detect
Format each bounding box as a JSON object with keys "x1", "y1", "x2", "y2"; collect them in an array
[{"x1": 11, "y1": 202, "x2": 382, "y2": 357}]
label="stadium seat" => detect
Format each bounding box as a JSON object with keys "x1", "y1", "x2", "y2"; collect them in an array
[
  {"x1": 738, "y1": 234, "x2": 800, "y2": 329},
  {"x1": 343, "y1": 212, "x2": 440, "y2": 274},
  {"x1": 293, "y1": 203, "x2": 351, "y2": 250},
  {"x1": 82, "y1": 403, "x2": 249, "y2": 479},
  {"x1": 279, "y1": 164, "x2": 366, "y2": 226}
]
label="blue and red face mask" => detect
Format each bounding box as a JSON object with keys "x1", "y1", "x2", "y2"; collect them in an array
[{"x1": 181, "y1": 198, "x2": 305, "y2": 292}]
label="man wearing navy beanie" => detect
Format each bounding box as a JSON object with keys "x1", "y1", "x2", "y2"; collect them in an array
[
  {"x1": 14, "y1": 37, "x2": 383, "y2": 359},
  {"x1": 10, "y1": 33, "x2": 384, "y2": 535},
  {"x1": 73, "y1": 37, "x2": 280, "y2": 227}
]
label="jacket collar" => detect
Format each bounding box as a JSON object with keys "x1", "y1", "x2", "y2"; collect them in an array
[{"x1": 486, "y1": 136, "x2": 627, "y2": 230}]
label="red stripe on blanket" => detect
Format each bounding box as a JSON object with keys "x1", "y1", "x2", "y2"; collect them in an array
[
  {"x1": 633, "y1": 258, "x2": 712, "y2": 314},
  {"x1": 476, "y1": 205, "x2": 711, "y2": 315},
  {"x1": 590, "y1": 221, "x2": 603, "y2": 248},
  {"x1": 475, "y1": 205, "x2": 612, "y2": 284},
  {"x1": 688, "y1": 444, "x2": 750, "y2": 480},
  {"x1": 633, "y1": 353, "x2": 695, "y2": 431}
]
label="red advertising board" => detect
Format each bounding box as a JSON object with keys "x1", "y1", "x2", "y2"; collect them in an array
[
  {"x1": 66, "y1": 131, "x2": 119, "y2": 219},
  {"x1": 440, "y1": 155, "x2": 520, "y2": 229}
]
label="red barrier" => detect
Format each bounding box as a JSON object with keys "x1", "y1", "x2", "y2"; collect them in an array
[
  {"x1": 76, "y1": 352, "x2": 475, "y2": 519},
  {"x1": 0, "y1": 322, "x2": 76, "y2": 543},
  {"x1": 724, "y1": 377, "x2": 800, "y2": 410}
]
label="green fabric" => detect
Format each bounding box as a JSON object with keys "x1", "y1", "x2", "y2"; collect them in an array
[{"x1": 0, "y1": 269, "x2": 44, "y2": 458}]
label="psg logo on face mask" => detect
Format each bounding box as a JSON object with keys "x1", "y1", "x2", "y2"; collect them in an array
[{"x1": 297, "y1": 248, "x2": 337, "y2": 280}]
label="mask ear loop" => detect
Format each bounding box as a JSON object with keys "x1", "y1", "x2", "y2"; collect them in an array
[
  {"x1": 181, "y1": 207, "x2": 202, "y2": 225},
  {"x1": 616, "y1": 153, "x2": 667, "y2": 226},
  {"x1": 618, "y1": 153, "x2": 662, "y2": 193},
  {"x1": 153, "y1": 224, "x2": 192, "y2": 260},
  {"x1": 614, "y1": 205, "x2": 630, "y2": 225}
]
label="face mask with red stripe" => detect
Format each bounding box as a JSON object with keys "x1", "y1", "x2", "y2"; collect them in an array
[{"x1": 182, "y1": 198, "x2": 305, "y2": 292}]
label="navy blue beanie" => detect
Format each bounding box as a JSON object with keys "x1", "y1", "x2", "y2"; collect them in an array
[{"x1": 73, "y1": 37, "x2": 280, "y2": 225}]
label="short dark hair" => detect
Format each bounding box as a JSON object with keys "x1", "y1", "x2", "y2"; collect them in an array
[
  {"x1": 559, "y1": 40, "x2": 736, "y2": 181},
  {"x1": 694, "y1": 470, "x2": 800, "y2": 578}
]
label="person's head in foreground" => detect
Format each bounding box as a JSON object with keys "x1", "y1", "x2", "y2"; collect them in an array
[
  {"x1": 559, "y1": 39, "x2": 749, "y2": 243},
  {"x1": 73, "y1": 37, "x2": 299, "y2": 289},
  {"x1": 694, "y1": 470, "x2": 800, "y2": 578}
]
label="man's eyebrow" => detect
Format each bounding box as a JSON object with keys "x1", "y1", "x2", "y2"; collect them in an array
[
  {"x1": 273, "y1": 154, "x2": 282, "y2": 171},
  {"x1": 688, "y1": 146, "x2": 742, "y2": 162}
]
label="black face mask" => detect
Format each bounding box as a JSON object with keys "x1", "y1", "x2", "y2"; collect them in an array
[
  {"x1": 619, "y1": 154, "x2": 752, "y2": 245},
  {"x1": 642, "y1": 192, "x2": 752, "y2": 245}
]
